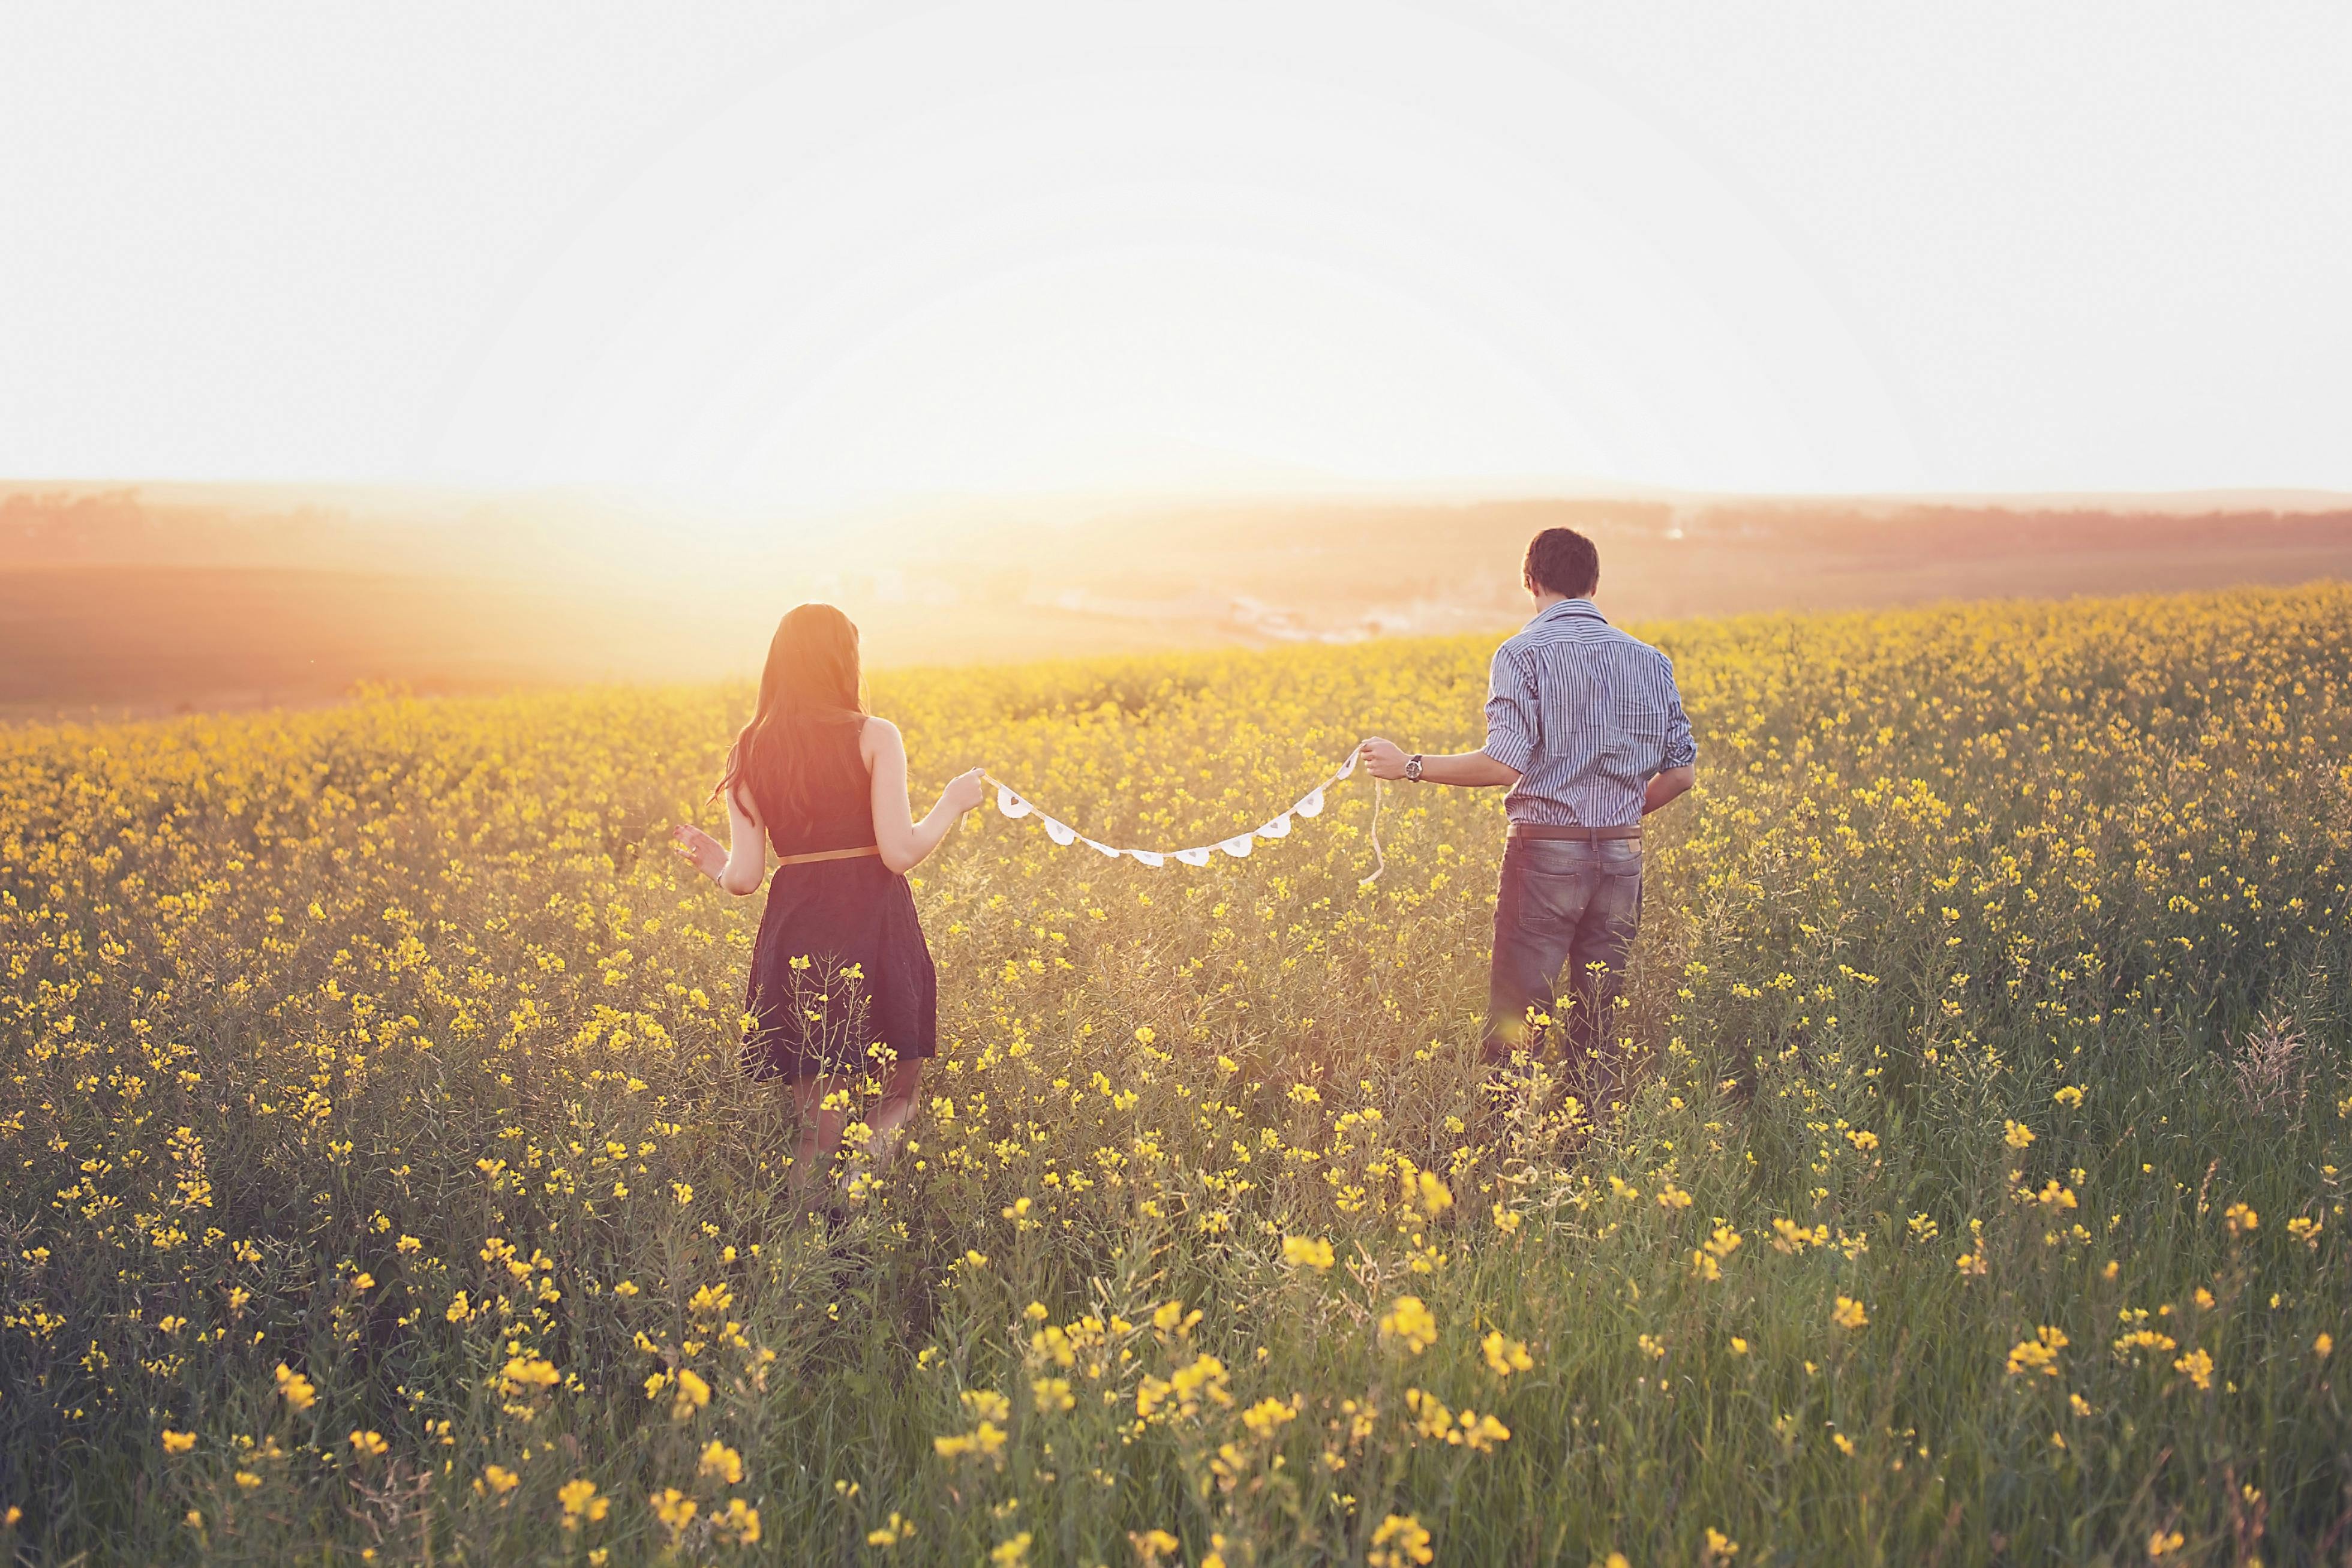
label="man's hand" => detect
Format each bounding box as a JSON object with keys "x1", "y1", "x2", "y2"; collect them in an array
[
  {"x1": 1359, "y1": 737, "x2": 1409, "y2": 781},
  {"x1": 1642, "y1": 765, "x2": 1696, "y2": 815}
]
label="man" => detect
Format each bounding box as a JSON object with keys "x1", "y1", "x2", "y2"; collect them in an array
[{"x1": 1361, "y1": 526, "x2": 1696, "y2": 1106}]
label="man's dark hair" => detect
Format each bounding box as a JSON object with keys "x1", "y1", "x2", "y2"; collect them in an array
[{"x1": 1523, "y1": 527, "x2": 1600, "y2": 599}]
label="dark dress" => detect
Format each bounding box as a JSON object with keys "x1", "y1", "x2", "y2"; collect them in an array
[{"x1": 739, "y1": 716, "x2": 939, "y2": 1080}]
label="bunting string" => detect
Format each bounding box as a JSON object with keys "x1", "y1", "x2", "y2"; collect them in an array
[{"x1": 980, "y1": 742, "x2": 1388, "y2": 886}]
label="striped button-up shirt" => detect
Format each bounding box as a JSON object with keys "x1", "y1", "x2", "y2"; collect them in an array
[{"x1": 1482, "y1": 599, "x2": 1696, "y2": 828}]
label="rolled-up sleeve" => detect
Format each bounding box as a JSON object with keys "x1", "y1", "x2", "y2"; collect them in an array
[
  {"x1": 1658, "y1": 655, "x2": 1696, "y2": 771},
  {"x1": 1483, "y1": 644, "x2": 1539, "y2": 776}
]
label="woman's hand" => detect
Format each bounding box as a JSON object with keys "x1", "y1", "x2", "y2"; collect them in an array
[
  {"x1": 670, "y1": 822, "x2": 728, "y2": 882},
  {"x1": 942, "y1": 767, "x2": 987, "y2": 815}
]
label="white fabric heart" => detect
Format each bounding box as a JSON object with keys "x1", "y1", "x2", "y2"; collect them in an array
[
  {"x1": 1175, "y1": 846, "x2": 1212, "y2": 866},
  {"x1": 1256, "y1": 813, "x2": 1292, "y2": 839},
  {"x1": 1219, "y1": 834, "x2": 1255, "y2": 858},
  {"x1": 1043, "y1": 818, "x2": 1077, "y2": 846},
  {"x1": 1294, "y1": 787, "x2": 1326, "y2": 819},
  {"x1": 996, "y1": 785, "x2": 1032, "y2": 819}
]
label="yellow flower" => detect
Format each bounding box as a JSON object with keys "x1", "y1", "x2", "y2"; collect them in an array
[
  {"x1": 160, "y1": 1430, "x2": 196, "y2": 1454},
  {"x1": 2317, "y1": 1333, "x2": 2335, "y2": 1360},
  {"x1": 477, "y1": 1464, "x2": 519, "y2": 1497},
  {"x1": 1128, "y1": 1528, "x2": 1180, "y2": 1565},
  {"x1": 2173, "y1": 1347, "x2": 2215, "y2": 1391},
  {"x1": 1379, "y1": 1295, "x2": 1438, "y2": 1354},
  {"x1": 1241, "y1": 1395, "x2": 1297, "y2": 1436},
  {"x1": 1368, "y1": 1513, "x2": 1434, "y2": 1568},
  {"x1": 1831, "y1": 1296, "x2": 1869, "y2": 1331},
  {"x1": 714, "y1": 1497, "x2": 761, "y2": 1547},
  {"x1": 1414, "y1": 1170, "x2": 1453, "y2": 1216},
  {"x1": 558, "y1": 1478, "x2": 608, "y2": 1527},
  {"x1": 935, "y1": 1407, "x2": 1011, "y2": 1470},
  {"x1": 499, "y1": 1355, "x2": 560, "y2": 1396},
  {"x1": 868, "y1": 1512, "x2": 918, "y2": 1547},
  {"x1": 651, "y1": 1488, "x2": 698, "y2": 1544},
  {"x1": 989, "y1": 1531, "x2": 1031, "y2": 1566},
  {"x1": 2223, "y1": 1201, "x2": 2258, "y2": 1234},
  {"x1": 698, "y1": 1440, "x2": 743, "y2": 1486},
  {"x1": 671, "y1": 1368, "x2": 711, "y2": 1420},
  {"x1": 1482, "y1": 1330, "x2": 1534, "y2": 1377},
  {"x1": 1459, "y1": 1411, "x2": 1511, "y2": 1452},
  {"x1": 274, "y1": 1364, "x2": 317, "y2": 1411},
  {"x1": 2005, "y1": 1326, "x2": 2068, "y2": 1377},
  {"x1": 2003, "y1": 1121, "x2": 2036, "y2": 1150},
  {"x1": 349, "y1": 1430, "x2": 388, "y2": 1457},
  {"x1": 1282, "y1": 1234, "x2": 1335, "y2": 1271}
]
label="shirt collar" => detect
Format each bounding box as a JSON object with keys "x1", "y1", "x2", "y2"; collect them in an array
[{"x1": 1528, "y1": 597, "x2": 1606, "y2": 629}]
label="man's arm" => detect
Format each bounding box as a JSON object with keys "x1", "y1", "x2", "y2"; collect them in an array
[
  {"x1": 1359, "y1": 739, "x2": 1520, "y2": 787},
  {"x1": 1647, "y1": 651, "x2": 1697, "y2": 815},
  {"x1": 1644, "y1": 765, "x2": 1695, "y2": 813},
  {"x1": 1361, "y1": 640, "x2": 1532, "y2": 788}
]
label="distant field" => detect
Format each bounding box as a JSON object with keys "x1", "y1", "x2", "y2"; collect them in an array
[
  {"x1": 7, "y1": 488, "x2": 2352, "y2": 717},
  {"x1": 0, "y1": 564, "x2": 1237, "y2": 720}
]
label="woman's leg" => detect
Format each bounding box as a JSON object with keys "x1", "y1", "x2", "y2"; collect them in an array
[
  {"x1": 862, "y1": 1058, "x2": 926, "y2": 1172},
  {"x1": 786, "y1": 1073, "x2": 855, "y2": 1195}
]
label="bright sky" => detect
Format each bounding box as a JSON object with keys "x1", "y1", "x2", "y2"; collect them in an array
[{"x1": 3, "y1": 1, "x2": 2348, "y2": 508}]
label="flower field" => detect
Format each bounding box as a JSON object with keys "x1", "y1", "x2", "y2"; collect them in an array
[{"x1": 4, "y1": 584, "x2": 2351, "y2": 1565}]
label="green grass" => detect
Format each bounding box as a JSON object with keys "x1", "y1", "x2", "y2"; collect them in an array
[{"x1": 2, "y1": 585, "x2": 2350, "y2": 1565}]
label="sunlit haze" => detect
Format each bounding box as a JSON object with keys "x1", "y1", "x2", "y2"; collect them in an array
[{"x1": 5, "y1": 2, "x2": 2349, "y2": 509}]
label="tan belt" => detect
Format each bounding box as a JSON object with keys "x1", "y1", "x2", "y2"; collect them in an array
[
  {"x1": 1509, "y1": 822, "x2": 1642, "y2": 843},
  {"x1": 774, "y1": 845, "x2": 882, "y2": 867}
]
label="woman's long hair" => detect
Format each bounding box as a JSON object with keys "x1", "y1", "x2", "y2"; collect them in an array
[{"x1": 714, "y1": 603, "x2": 868, "y2": 831}]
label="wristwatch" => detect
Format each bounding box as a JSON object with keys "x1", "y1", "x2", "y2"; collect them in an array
[{"x1": 1405, "y1": 753, "x2": 1423, "y2": 783}]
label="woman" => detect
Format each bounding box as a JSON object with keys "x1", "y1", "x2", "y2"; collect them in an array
[{"x1": 671, "y1": 603, "x2": 984, "y2": 1198}]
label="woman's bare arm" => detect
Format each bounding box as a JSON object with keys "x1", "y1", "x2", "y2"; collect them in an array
[
  {"x1": 864, "y1": 719, "x2": 985, "y2": 875},
  {"x1": 671, "y1": 785, "x2": 770, "y2": 896}
]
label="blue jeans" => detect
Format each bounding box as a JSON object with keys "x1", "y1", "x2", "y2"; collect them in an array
[{"x1": 1484, "y1": 837, "x2": 1644, "y2": 1087}]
